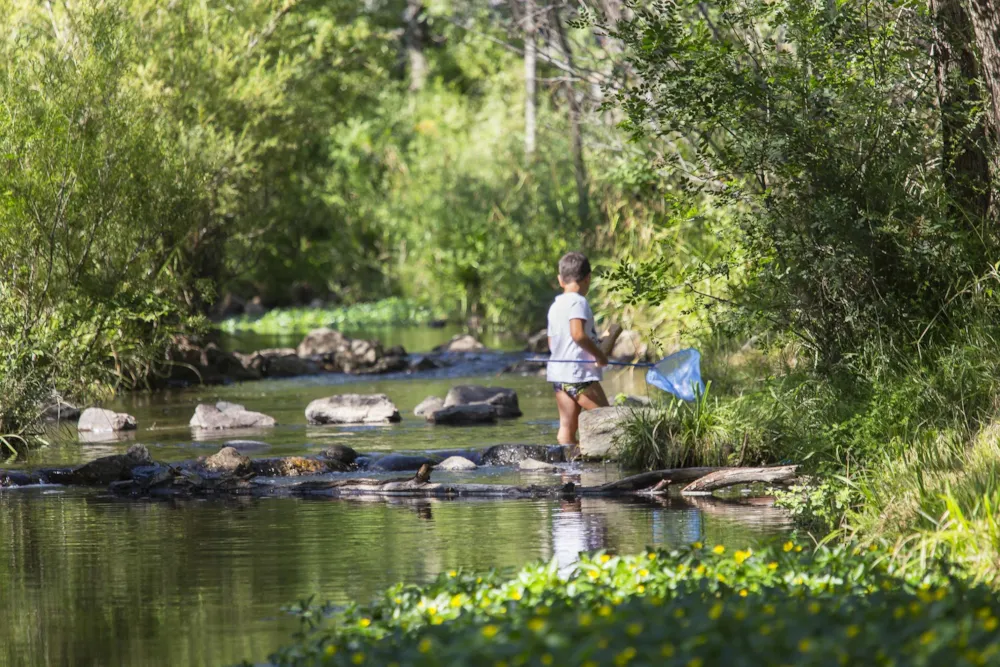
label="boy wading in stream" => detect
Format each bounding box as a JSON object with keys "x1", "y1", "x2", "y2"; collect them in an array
[{"x1": 547, "y1": 252, "x2": 622, "y2": 449}]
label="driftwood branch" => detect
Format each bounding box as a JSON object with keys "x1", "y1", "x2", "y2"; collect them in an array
[
  {"x1": 589, "y1": 467, "x2": 724, "y2": 492},
  {"x1": 681, "y1": 465, "x2": 798, "y2": 495}
]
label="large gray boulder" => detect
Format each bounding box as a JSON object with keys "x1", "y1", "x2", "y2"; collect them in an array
[
  {"x1": 443, "y1": 385, "x2": 521, "y2": 418},
  {"x1": 297, "y1": 327, "x2": 349, "y2": 358},
  {"x1": 78, "y1": 408, "x2": 138, "y2": 433},
  {"x1": 426, "y1": 403, "x2": 498, "y2": 425},
  {"x1": 305, "y1": 394, "x2": 401, "y2": 424},
  {"x1": 436, "y1": 456, "x2": 477, "y2": 471},
  {"x1": 414, "y1": 396, "x2": 445, "y2": 417},
  {"x1": 578, "y1": 407, "x2": 650, "y2": 460},
  {"x1": 433, "y1": 334, "x2": 485, "y2": 353},
  {"x1": 610, "y1": 331, "x2": 651, "y2": 362},
  {"x1": 189, "y1": 402, "x2": 276, "y2": 430}
]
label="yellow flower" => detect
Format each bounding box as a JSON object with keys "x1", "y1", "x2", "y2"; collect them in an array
[
  {"x1": 541, "y1": 654, "x2": 553, "y2": 666},
  {"x1": 450, "y1": 595, "x2": 463, "y2": 608},
  {"x1": 418, "y1": 639, "x2": 432, "y2": 653},
  {"x1": 579, "y1": 612, "x2": 593, "y2": 627},
  {"x1": 448, "y1": 570, "x2": 458, "y2": 577},
  {"x1": 615, "y1": 647, "x2": 637, "y2": 666},
  {"x1": 767, "y1": 562, "x2": 778, "y2": 571},
  {"x1": 588, "y1": 570, "x2": 600, "y2": 580},
  {"x1": 763, "y1": 604, "x2": 776, "y2": 615},
  {"x1": 734, "y1": 549, "x2": 751, "y2": 564},
  {"x1": 648, "y1": 552, "x2": 657, "y2": 560},
  {"x1": 920, "y1": 630, "x2": 936, "y2": 645},
  {"x1": 868, "y1": 544, "x2": 878, "y2": 552},
  {"x1": 708, "y1": 602, "x2": 724, "y2": 620},
  {"x1": 426, "y1": 606, "x2": 437, "y2": 616},
  {"x1": 527, "y1": 618, "x2": 546, "y2": 633},
  {"x1": 480, "y1": 597, "x2": 492, "y2": 608},
  {"x1": 394, "y1": 597, "x2": 402, "y2": 604},
  {"x1": 713, "y1": 545, "x2": 726, "y2": 555},
  {"x1": 598, "y1": 605, "x2": 612, "y2": 617},
  {"x1": 985, "y1": 617, "x2": 999, "y2": 632},
  {"x1": 510, "y1": 590, "x2": 522, "y2": 601},
  {"x1": 351, "y1": 652, "x2": 365, "y2": 665},
  {"x1": 688, "y1": 659, "x2": 703, "y2": 667},
  {"x1": 717, "y1": 574, "x2": 727, "y2": 583},
  {"x1": 661, "y1": 644, "x2": 675, "y2": 657},
  {"x1": 692, "y1": 541, "x2": 703, "y2": 549},
  {"x1": 324, "y1": 646, "x2": 337, "y2": 657},
  {"x1": 695, "y1": 565, "x2": 706, "y2": 575},
  {"x1": 638, "y1": 568, "x2": 650, "y2": 578},
  {"x1": 739, "y1": 589, "x2": 748, "y2": 597},
  {"x1": 760, "y1": 623, "x2": 772, "y2": 635},
  {"x1": 893, "y1": 606, "x2": 906, "y2": 619},
  {"x1": 482, "y1": 625, "x2": 499, "y2": 639},
  {"x1": 783, "y1": 541, "x2": 794, "y2": 552},
  {"x1": 846, "y1": 625, "x2": 860, "y2": 638},
  {"x1": 359, "y1": 618, "x2": 371, "y2": 628},
  {"x1": 677, "y1": 564, "x2": 687, "y2": 573},
  {"x1": 799, "y1": 639, "x2": 812, "y2": 653},
  {"x1": 808, "y1": 602, "x2": 821, "y2": 614},
  {"x1": 674, "y1": 608, "x2": 686, "y2": 619},
  {"x1": 637, "y1": 585, "x2": 646, "y2": 594},
  {"x1": 795, "y1": 545, "x2": 803, "y2": 552},
  {"x1": 600, "y1": 554, "x2": 612, "y2": 564},
  {"x1": 627, "y1": 623, "x2": 643, "y2": 637}
]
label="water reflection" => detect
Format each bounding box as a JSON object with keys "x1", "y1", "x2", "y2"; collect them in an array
[{"x1": 0, "y1": 488, "x2": 790, "y2": 667}]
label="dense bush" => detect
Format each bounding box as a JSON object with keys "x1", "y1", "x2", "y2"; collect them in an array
[{"x1": 265, "y1": 541, "x2": 1000, "y2": 666}]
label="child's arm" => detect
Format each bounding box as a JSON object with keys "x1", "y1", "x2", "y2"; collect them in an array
[{"x1": 570, "y1": 319, "x2": 608, "y2": 367}]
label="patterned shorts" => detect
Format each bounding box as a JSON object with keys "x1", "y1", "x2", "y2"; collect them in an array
[{"x1": 552, "y1": 381, "x2": 597, "y2": 398}]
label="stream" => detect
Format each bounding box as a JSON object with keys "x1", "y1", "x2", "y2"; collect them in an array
[{"x1": 0, "y1": 326, "x2": 792, "y2": 667}]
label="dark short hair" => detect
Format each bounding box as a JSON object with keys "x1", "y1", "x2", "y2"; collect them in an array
[{"x1": 558, "y1": 252, "x2": 591, "y2": 283}]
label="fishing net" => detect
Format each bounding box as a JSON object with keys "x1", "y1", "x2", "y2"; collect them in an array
[{"x1": 645, "y1": 348, "x2": 705, "y2": 402}]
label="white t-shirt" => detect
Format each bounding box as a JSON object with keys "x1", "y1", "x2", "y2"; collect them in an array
[{"x1": 546, "y1": 292, "x2": 602, "y2": 383}]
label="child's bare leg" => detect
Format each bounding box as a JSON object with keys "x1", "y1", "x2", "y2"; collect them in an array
[
  {"x1": 554, "y1": 390, "x2": 582, "y2": 444},
  {"x1": 578, "y1": 383, "x2": 610, "y2": 410}
]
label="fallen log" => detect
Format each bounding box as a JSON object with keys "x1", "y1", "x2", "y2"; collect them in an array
[
  {"x1": 587, "y1": 467, "x2": 724, "y2": 493},
  {"x1": 680, "y1": 465, "x2": 798, "y2": 495}
]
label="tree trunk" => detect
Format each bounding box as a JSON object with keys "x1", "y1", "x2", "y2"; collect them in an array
[
  {"x1": 968, "y1": 0, "x2": 1000, "y2": 217},
  {"x1": 403, "y1": 0, "x2": 427, "y2": 92},
  {"x1": 553, "y1": 6, "x2": 590, "y2": 225},
  {"x1": 680, "y1": 465, "x2": 799, "y2": 495},
  {"x1": 523, "y1": 0, "x2": 537, "y2": 158},
  {"x1": 933, "y1": 0, "x2": 992, "y2": 220}
]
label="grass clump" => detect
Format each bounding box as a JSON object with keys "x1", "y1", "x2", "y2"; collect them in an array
[{"x1": 265, "y1": 541, "x2": 1000, "y2": 667}]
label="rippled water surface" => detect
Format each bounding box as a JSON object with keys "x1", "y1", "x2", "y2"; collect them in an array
[{"x1": 0, "y1": 327, "x2": 791, "y2": 667}]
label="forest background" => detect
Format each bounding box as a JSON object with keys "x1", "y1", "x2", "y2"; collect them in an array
[{"x1": 4, "y1": 0, "x2": 1000, "y2": 565}]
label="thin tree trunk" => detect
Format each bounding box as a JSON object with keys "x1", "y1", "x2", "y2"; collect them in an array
[
  {"x1": 523, "y1": 0, "x2": 537, "y2": 158},
  {"x1": 553, "y1": 6, "x2": 590, "y2": 225},
  {"x1": 404, "y1": 0, "x2": 427, "y2": 91},
  {"x1": 933, "y1": 0, "x2": 992, "y2": 221},
  {"x1": 968, "y1": 0, "x2": 1000, "y2": 217}
]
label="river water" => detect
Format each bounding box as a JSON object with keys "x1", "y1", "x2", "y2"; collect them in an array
[{"x1": 0, "y1": 326, "x2": 791, "y2": 667}]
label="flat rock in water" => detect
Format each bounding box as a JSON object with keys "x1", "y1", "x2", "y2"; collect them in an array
[
  {"x1": 414, "y1": 396, "x2": 445, "y2": 417},
  {"x1": 480, "y1": 444, "x2": 566, "y2": 466},
  {"x1": 202, "y1": 446, "x2": 252, "y2": 476},
  {"x1": 189, "y1": 402, "x2": 277, "y2": 430},
  {"x1": 518, "y1": 458, "x2": 560, "y2": 472},
  {"x1": 78, "y1": 408, "x2": 138, "y2": 433},
  {"x1": 61, "y1": 444, "x2": 152, "y2": 485},
  {"x1": 433, "y1": 334, "x2": 486, "y2": 353},
  {"x1": 372, "y1": 454, "x2": 439, "y2": 472},
  {"x1": 251, "y1": 456, "x2": 339, "y2": 477},
  {"x1": 296, "y1": 327, "x2": 349, "y2": 358},
  {"x1": 578, "y1": 407, "x2": 651, "y2": 460},
  {"x1": 436, "y1": 456, "x2": 478, "y2": 471},
  {"x1": 443, "y1": 385, "x2": 521, "y2": 418},
  {"x1": 427, "y1": 403, "x2": 498, "y2": 425},
  {"x1": 305, "y1": 394, "x2": 401, "y2": 424}
]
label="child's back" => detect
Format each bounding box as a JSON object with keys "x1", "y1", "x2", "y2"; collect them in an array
[{"x1": 546, "y1": 292, "x2": 601, "y2": 383}]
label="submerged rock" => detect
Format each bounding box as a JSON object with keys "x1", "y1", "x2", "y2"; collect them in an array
[
  {"x1": 480, "y1": 444, "x2": 566, "y2": 466},
  {"x1": 518, "y1": 458, "x2": 560, "y2": 472},
  {"x1": 202, "y1": 446, "x2": 253, "y2": 476},
  {"x1": 305, "y1": 394, "x2": 401, "y2": 424},
  {"x1": 408, "y1": 356, "x2": 440, "y2": 372},
  {"x1": 189, "y1": 402, "x2": 276, "y2": 430},
  {"x1": 251, "y1": 456, "x2": 339, "y2": 477},
  {"x1": 55, "y1": 444, "x2": 152, "y2": 485},
  {"x1": 78, "y1": 408, "x2": 138, "y2": 433},
  {"x1": 443, "y1": 385, "x2": 521, "y2": 418},
  {"x1": 436, "y1": 456, "x2": 478, "y2": 471},
  {"x1": 371, "y1": 454, "x2": 439, "y2": 472},
  {"x1": 413, "y1": 396, "x2": 445, "y2": 417},
  {"x1": 427, "y1": 403, "x2": 498, "y2": 425},
  {"x1": 321, "y1": 444, "x2": 359, "y2": 465},
  {"x1": 433, "y1": 334, "x2": 486, "y2": 353}
]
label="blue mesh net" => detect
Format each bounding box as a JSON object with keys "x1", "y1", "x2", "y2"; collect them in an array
[{"x1": 645, "y1": 348, "x2": 705, "y2": 402}]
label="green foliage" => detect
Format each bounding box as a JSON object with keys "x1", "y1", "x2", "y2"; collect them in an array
[
  {"x1": 265, "y1": 541, "x2": 1000, "y2": 666},
  {"x1": 775, "y1": 479, "x2": 857, "y2": 536},
  {"x1": 219, "y1": 298, "x2": 438, "y2": 335}
]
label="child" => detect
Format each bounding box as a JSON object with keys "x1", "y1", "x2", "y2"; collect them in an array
[{"x1": 547, "y1": 252, "x2": 619, "y2": 446}]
